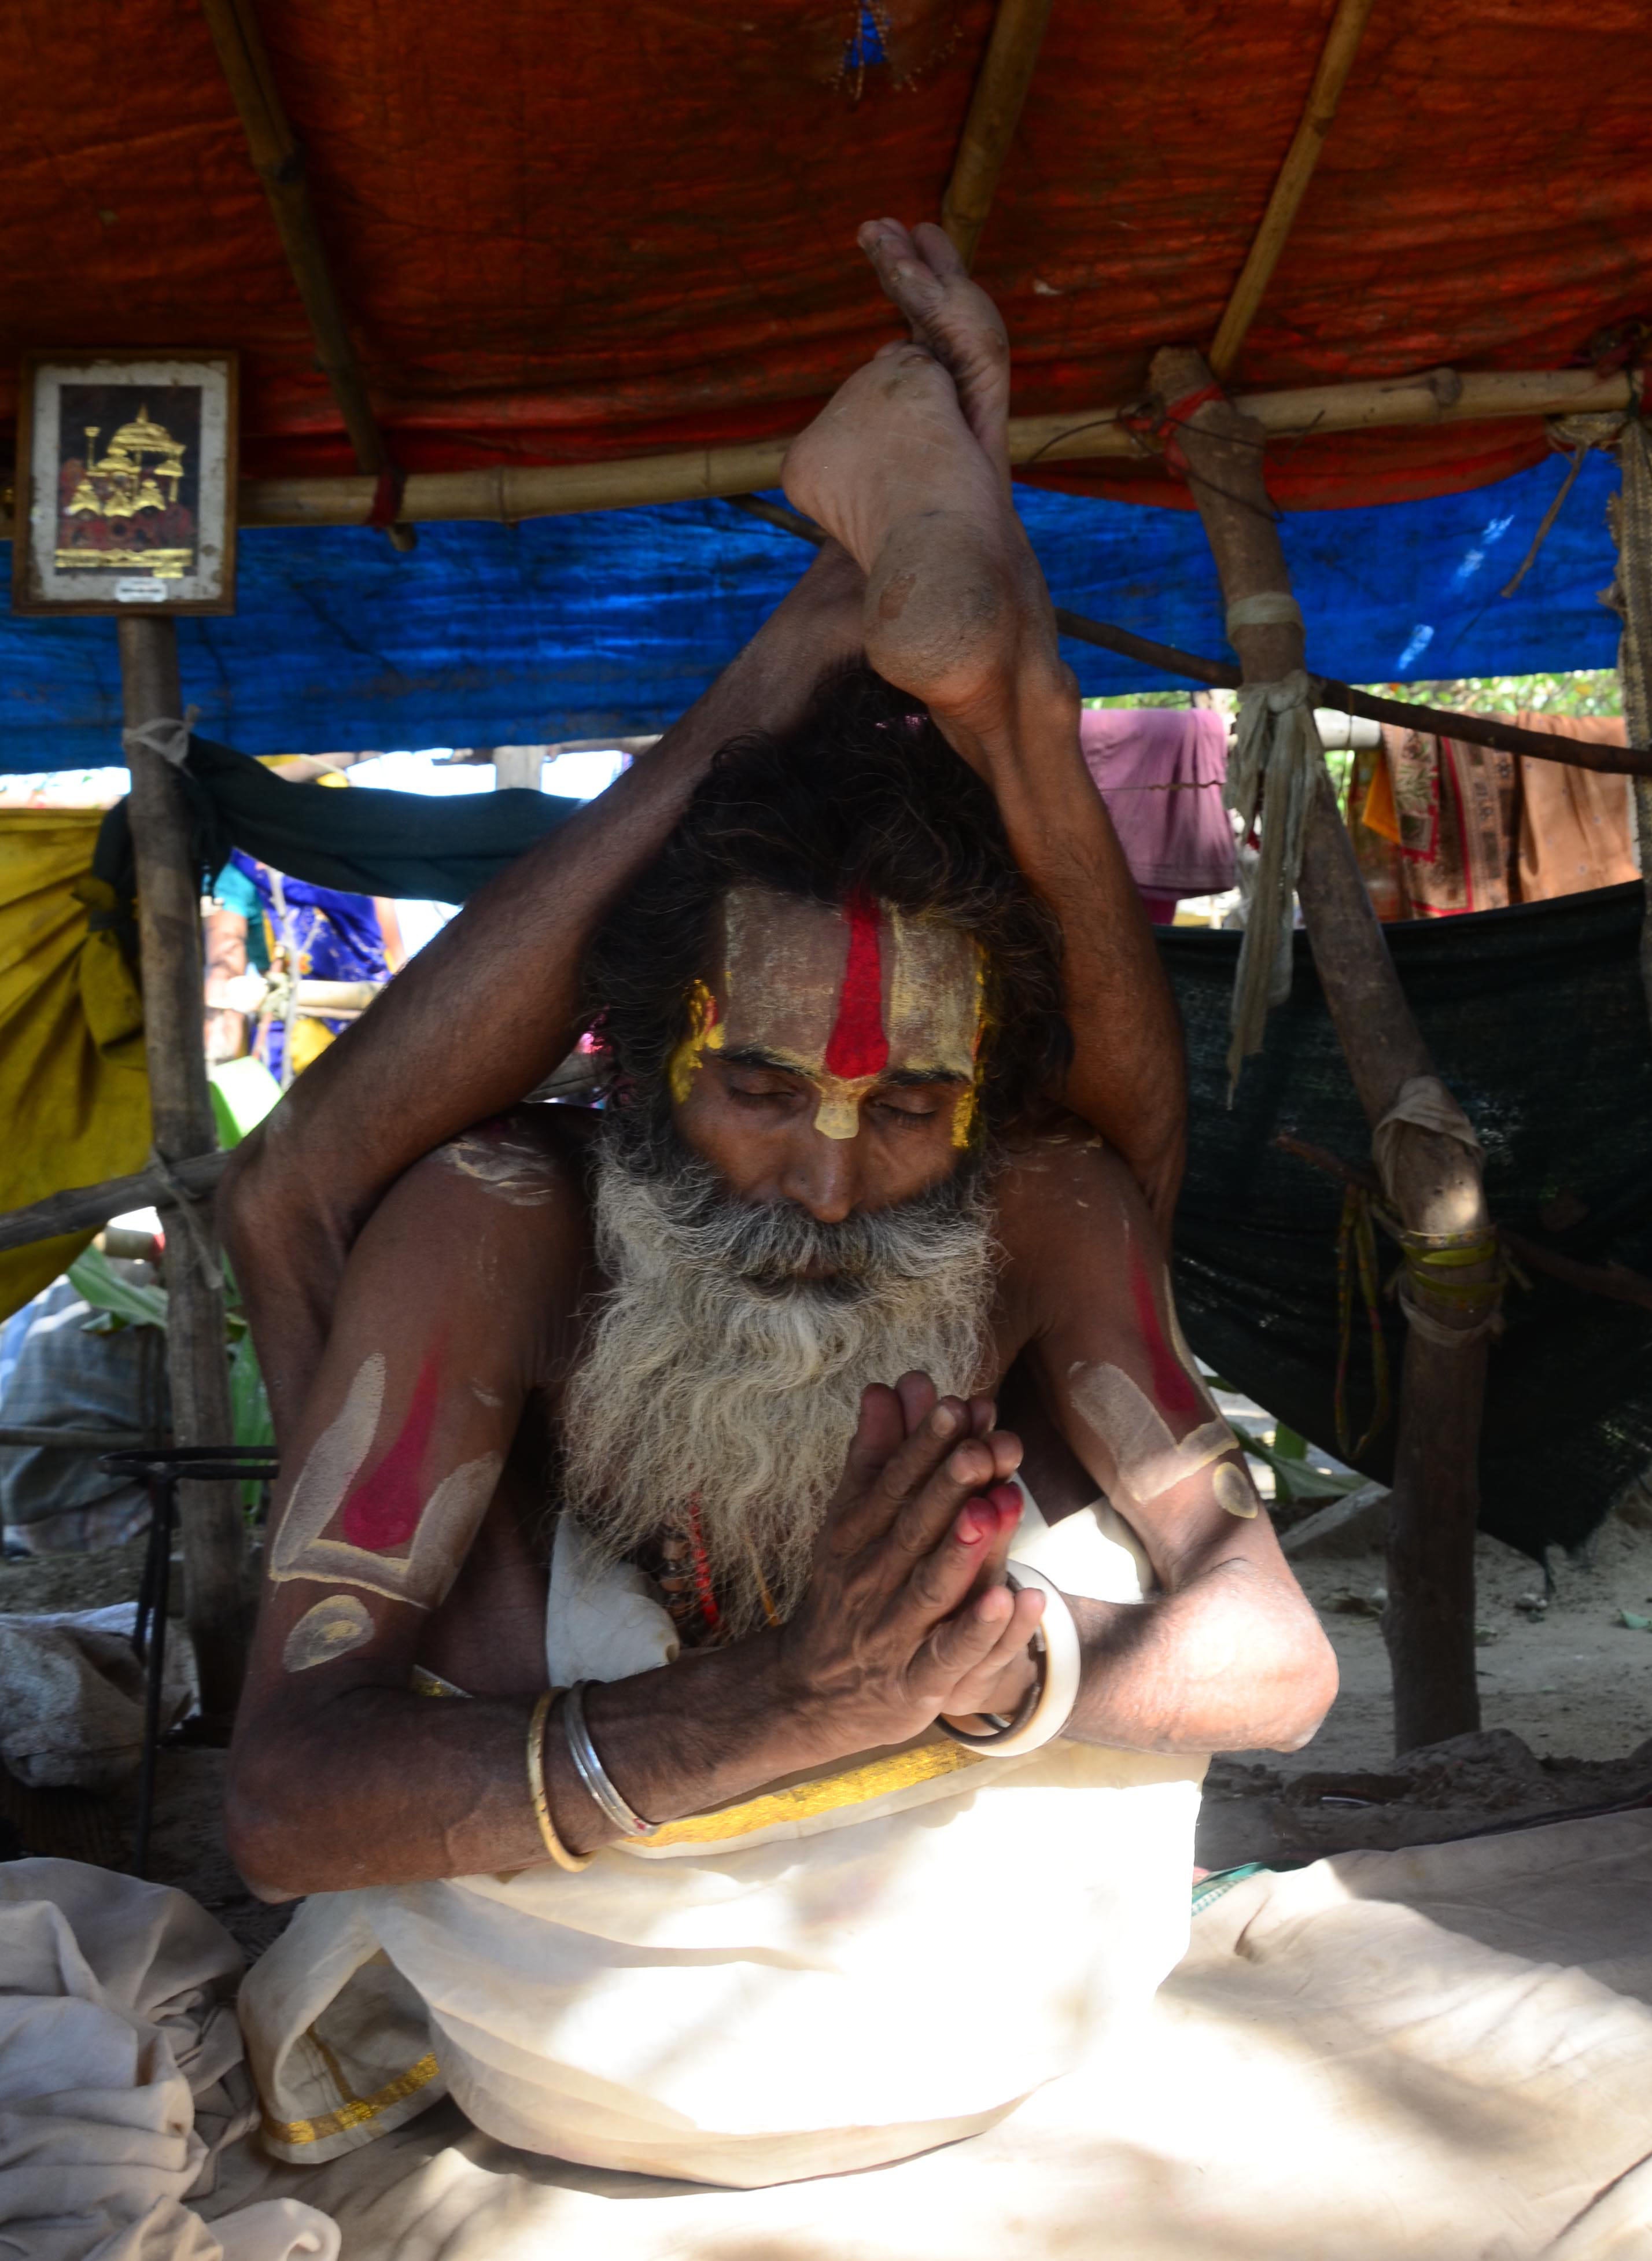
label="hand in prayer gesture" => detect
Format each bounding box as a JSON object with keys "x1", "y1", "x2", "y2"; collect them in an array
[{"x1": 776, "y1": 1371, "x2": 1045, "y2": 1764}]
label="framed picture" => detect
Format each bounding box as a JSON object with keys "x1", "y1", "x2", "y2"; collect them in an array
[{"x1": 12, "y1": 351, "x2": 237, "y2": 615}]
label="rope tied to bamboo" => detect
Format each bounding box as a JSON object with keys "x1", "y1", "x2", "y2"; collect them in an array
[
  {"x1": 1373, "y1": 1076, "x2": 1506, "y2": 1347},
  {"x1": 145, "y1": 1144, "x2": 221, "y2": 1288},
  {"x1": 1223, "y1": 667, "x2": 1322, "y2": 1091}
]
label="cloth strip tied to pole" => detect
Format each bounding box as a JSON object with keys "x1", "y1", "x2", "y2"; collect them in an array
[{"x1": 1222, "y1": 629, "x2": 1321, "y2": 1091}]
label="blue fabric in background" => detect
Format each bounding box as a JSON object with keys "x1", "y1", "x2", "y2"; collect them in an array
[{"x1": 0, "y1": 452, "x2": 1621, "y2": 770}]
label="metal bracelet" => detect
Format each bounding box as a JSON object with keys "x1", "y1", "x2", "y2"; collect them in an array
[{"x1": 562, "y1": 1680, "x2": 654, "y2": 1838}]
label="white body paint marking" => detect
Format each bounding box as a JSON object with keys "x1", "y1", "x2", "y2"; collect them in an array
[
  {"x1": 1212, "y1": 1460, "x2": 1260, "y2": 1519},
  {"x1": 1068, "y1": 1361, "x2": 1238, "y2": 1506},
  {"x1": 271, "y1": 1452, "x2": 501, "y2": 1609},
  {"x1": 441, "y1": 1131, "x2": 557, "y2": 1207},
  {"x1": 270, "y1": 1355, "x2": 501, "y2": 1609},
  {"x1": 282, "y1": 1593, "x2": 374, "y2": 1672}
]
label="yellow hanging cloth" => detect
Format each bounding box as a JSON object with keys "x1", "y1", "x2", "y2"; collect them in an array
[{"x1": 0, "y1": 810, "x2": 149, "y2": 1324}]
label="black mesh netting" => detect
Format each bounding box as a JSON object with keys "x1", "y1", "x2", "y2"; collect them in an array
[{"x1": 1164, "y1": 882, "x2": 1652, "y2": 1562}]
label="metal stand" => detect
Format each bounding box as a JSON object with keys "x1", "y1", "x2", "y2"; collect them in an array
[{"x1": 100, "y1": 1444, "x2": 278, "y2": 1877}]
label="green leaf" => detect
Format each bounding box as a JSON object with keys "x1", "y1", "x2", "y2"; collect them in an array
[
  {"x1": 228, "y1": 1328, "x2": 275, "y2": 1510},
  {"x1": 1619, "y1": 1609, "x2": 1652, "y2": 1632},
  {"x1": 69, "y1": 1244, "x2": 169, "y2": 1331},
  {"x1": 1244, "y1": 1432, "x2": 1368, "y2": 1503}
]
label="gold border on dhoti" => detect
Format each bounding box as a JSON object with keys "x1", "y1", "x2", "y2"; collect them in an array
[
  {"x1": 260, "y1": 2047, "x2": 442, "y2": 2148},
  {"x1": 626, "y1": 1735, "x2": 986, "y2": 1851}
]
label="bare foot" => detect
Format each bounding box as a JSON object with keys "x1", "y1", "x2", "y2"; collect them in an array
[
  {"x1": 857, "y1": 218, "x2": 1011, "y2": 484},
  {"x1": 781, "y1": 340, "x2": 994, "y2": 577}
]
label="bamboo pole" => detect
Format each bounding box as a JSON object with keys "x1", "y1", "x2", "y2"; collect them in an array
[
  {"x1": 198, "y1": 0, "x2": 415, "y2": 551},
  {"x1": 119, "y1": 617, "x2": 248, "y2": 1725},
  {"x1": 940, "y1": 0, "x2": 1055, "y2": 269},
  {"x1": 1149, "y1": 345, "x2": 1491, "y2": 1755},
  {"x1": 219, "y1": 367, "x2": 1638, "y2": 531},
  {"x1": 733, "y1": 488, "x2": 1652, "y2": 777},
  {"x1": 1208, "y1": 0, "x2": 1380, "y2": 381}
]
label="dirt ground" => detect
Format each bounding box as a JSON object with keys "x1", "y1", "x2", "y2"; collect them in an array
[{"x1": 6, "y1": 1508, "x2": 1652, "y2": 1957}]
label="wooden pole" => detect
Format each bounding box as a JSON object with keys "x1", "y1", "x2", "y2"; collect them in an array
[
  {"x1": 205, "y1": 367, "x2": 1645, "y2": 533},
  {"x1": 1149, "y1": 345, "x2": 1492, "y2": 1754},
  {"x1": 1208, "y1": 0, "x2": 1379, "y2": 380},
  {"x1": 119, "y1": 615, "x2": 248, "y2": 1724},
  {"x1": 197, "y1": 0, "x2": 415, "y2": 551},
  {"x1": 940, "y1": 0, "x2": 1054, "y2": 269}
]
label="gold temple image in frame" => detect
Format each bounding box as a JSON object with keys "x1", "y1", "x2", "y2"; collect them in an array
[{"x1": 13, "y1": 351, "x2": 237, "y2": 615}]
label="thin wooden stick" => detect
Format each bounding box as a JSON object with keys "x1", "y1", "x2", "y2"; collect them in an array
[
  {"x1": 198, "y1": 0, "x2": 415, "y2": 551},
  {"x1": 1208, "y1": 0, "x2": 1379, "y2": 381},
  {"x1": 941, "y1": 0, "x2": 1055, "y2": 270},
  {"x1": 0, "y1": 1153, "x2": 230, "y2": 1259},
  {"x1": 1501, "y1": 1230, "x2": 1652, "y2": 1315},
  {"x1": 1275, "y1": 1134, "x2": 1652, "y2": 1315},
  {"x1": 213, "y1": 368, "x2": 1639, "y2": 533},
  {"x1": 1052, "y1": 607, "x2": 1652, "y2": 779}
]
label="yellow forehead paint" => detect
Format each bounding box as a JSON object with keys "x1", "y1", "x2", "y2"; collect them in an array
[
  {"x1": 668, "y1": 979, "x2": 724, "y2": 1105},
  {"x1": 692, "y1": 888, "x2": 986, "y2": 1141}
]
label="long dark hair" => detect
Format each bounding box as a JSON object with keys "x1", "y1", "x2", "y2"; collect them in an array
[{"x1": 582, "y1": 660, "x2": 1071, "y2": 1152}]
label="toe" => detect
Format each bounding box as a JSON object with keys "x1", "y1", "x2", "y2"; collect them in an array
[{"x1": 911, "y1": 220, "x2": 969, "y2": 282}]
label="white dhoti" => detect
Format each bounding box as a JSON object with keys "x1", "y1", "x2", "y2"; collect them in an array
[{"x1": 240, "y1": 1492, "x2": 1205, "y2": 2187}]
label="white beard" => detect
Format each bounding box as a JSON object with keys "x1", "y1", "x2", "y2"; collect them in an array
[{"x1": 559, "y1": 1138, "x2": 999, "y2": 1636}]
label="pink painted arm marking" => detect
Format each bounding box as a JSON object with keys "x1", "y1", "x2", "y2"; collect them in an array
[
  {"x1": 339, "y1": 1352, "x2": 443, "y2": 1552},
  {"x1": 1128, "y1": 1246, "x2": 1203, "y2": 1421}
]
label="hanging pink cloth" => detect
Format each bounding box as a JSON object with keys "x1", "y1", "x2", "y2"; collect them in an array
[{"x1": 1079, "y1": 707, "x2": 1234, "y2": 922}]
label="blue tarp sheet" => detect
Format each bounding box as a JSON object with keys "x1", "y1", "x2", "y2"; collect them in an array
[{"x1": 0, "y1": 451, "x2": 1621, "y2": 770}]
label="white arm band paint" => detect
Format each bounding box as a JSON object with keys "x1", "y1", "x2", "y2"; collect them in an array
[{"x1": 938, "y1": 1562, "x2": 1083, "y2": 1760}]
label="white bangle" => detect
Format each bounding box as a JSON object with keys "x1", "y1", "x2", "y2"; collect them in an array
[{"x1": 936, "y1": 1562, "x2": 1082, "y2": 1760}]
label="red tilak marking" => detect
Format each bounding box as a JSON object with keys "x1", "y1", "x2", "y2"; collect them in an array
[
  {"x1": 340, "y1": 1353, "x2": 441, "y2": 1553},
  {"x1": 1129, "y1": 1248, "x2": 1202, "y2": 1419},
  {"x1": 823, "y1": 891, "x2": 887, "y2": 1082}
]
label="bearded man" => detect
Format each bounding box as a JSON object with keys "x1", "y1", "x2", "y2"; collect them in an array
[{"x1": 224, "y1": 221, "x2": 1335, "y2": 2187}]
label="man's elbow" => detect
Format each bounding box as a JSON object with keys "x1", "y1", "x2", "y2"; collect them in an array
[
  {"x1": 224, "y1": 1736, "x2": 322, "y2": 1904},
  {"x1": 1269, "y1": 1616, "x2": 1340, "y2": 1753}
]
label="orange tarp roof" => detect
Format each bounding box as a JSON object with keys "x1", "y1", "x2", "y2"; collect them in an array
[{"x1": 3, "y1": 0, "x2": 1650, "y2": 511}]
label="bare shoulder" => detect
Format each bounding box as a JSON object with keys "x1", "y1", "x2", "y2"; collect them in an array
[
  {"x1": 321, "y1": 1104, "x2": 599, "y2": 1403},
  {"x1": 990, "y1": 1111, "x2": 1140, "y2": 1246},
  {"x1": 987, "y1": 1112, "x2": 1144, "y2": 1347},
  {"x1": 426, "y1": 1102, "x2": 598, "y2": 1218},
  {"x1": 375, "y1": 1105, "x2": 598, "y2": 1319}
]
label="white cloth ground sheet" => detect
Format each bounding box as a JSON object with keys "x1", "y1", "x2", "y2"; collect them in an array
[
  {"x1": 9, "y1": 1816, "x2": 1652, "y2": 2260},
  {"x1": 220, "y1": 1809, "x2": 1652, "y2": 2258},
  {"x1": 0, "y1": 1858, "x2": 335, "y2": 2261}
]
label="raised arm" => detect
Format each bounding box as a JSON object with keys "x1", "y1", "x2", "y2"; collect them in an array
[
  {"x1": 222, "y1": 542, "x2": 866, "y2": 1437},
  {"x1": 782, "y1": 219, "x2": 1187, "y2": 1226}
]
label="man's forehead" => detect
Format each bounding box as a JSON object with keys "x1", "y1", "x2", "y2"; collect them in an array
[{"x1": 713, "y1": 885, "x2": 980, "y2": 1072}]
